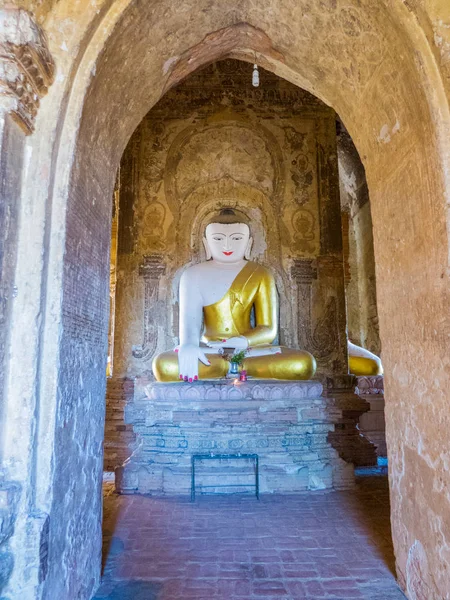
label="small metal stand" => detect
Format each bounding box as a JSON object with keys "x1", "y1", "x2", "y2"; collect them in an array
[{"x1": 191, "y1": 453, "x2": 259, "y2": 501}]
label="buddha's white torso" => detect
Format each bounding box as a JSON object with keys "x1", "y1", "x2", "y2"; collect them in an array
[{"x1": 181, "y1": 260, "x2": 247, "y2": 307}]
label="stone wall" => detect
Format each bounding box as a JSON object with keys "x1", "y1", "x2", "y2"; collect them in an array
[
  {"x1": 338, "y1": 126, "x2": 381, "y2": 356},
  {"x1": 103, "y1": 378, "x2": 135, "y2": 472},
  {"x1": 0, "y1": 115, "x2": 23, "y2": 438},
  {"x1": 0, "y1": 10, "x2": 55, "y2": 596},
  {"x1": 112, "y1": 60, "x2": 347, "y2": 382}
]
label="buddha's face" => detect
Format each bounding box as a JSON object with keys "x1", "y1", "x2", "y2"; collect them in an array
[{"x1": 204, "y1": 222, "x2": 252, "y2": 263}]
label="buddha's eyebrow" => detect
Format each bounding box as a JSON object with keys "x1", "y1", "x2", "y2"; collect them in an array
[{"x1": 230, "y1": 232, "x2": 245, "y2": 236}]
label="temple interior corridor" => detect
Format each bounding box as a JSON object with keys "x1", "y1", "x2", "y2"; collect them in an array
[
  {"x1": 94, "y1": 473, "x2": 405, "y2": 600},
  {"x1": 1, "y1": 1, "x2": 449, "y2": 598}
]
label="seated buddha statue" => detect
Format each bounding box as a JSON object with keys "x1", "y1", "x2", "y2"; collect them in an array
[
  {"x1": 347, "y1": 340, "x2": 383, "y2": 377},
  {"x1": 153, "y1": 209, "x2": 317, "y2": 382}
]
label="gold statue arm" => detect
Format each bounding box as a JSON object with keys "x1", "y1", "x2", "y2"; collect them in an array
[{"x1": 243, "y1": 268, "x2": 278, "y2": 346}]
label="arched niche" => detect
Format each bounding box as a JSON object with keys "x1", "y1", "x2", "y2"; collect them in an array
[{"x1": 167, "y1": 184, "x2": 295, "y2": 349}]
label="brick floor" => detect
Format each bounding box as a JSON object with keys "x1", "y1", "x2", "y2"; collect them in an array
[{"x1": 94, "y1": 475, "x2": 406, "y2": 599}]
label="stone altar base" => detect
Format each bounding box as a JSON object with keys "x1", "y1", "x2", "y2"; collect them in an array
[{"x1": 115, "y1": 379, "x2": 355, "y2": 495}]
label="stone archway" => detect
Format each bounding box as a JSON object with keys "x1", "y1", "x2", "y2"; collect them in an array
[{"x1": 2, "y1": 2, "x2": 449, "y2": 598}]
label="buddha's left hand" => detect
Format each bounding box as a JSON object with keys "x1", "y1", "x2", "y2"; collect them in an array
[{"x1": 206, "y1": 336, "x2": 248, "y2": 350}]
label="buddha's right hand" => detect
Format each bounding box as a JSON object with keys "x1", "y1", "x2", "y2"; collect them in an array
[{"x1": 177, "y1": 344, "x2": 211, "y2": 382}]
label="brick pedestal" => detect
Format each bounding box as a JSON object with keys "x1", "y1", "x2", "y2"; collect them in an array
[
  {"x1": 115, "y1": 379, "x2": 354, "y2": 495},
  {"x1": 356, "y1": 376, "x2": 386, "y2": 457},
  {"x1": 104, "y1": 378, "x2": 136, "y2": 471},
  {"x1": 325, "y1": 375, "x2": 378, "y2": 467}
]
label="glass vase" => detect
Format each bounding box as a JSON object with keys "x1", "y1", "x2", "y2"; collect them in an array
[{"x1": 228, "y1": 361, "x2": 240, "y2": 376}]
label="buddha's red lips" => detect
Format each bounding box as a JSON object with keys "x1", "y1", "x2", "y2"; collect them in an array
[{"x1": 223, "y1": 251, "x2": 233, "y2": 256}]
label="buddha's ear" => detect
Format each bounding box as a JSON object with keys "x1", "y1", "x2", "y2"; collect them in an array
[
  {"x1": 203, "y1": 236, "x2": 212, "y2": 260},
  {"x1": 245, "y1": 236, "x2": 253, "y2": 260}
]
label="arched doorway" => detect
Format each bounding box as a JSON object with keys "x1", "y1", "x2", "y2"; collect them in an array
[{"x1": 2, "y1": 2, "x2": 449, "y2": 598}]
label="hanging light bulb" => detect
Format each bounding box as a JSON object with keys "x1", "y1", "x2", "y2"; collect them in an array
[{"x1": 252, "y1": 64, "x2": 260, "y2": 87}]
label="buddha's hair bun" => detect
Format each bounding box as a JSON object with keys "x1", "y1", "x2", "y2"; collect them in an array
[{"x1": 206, "y1": 207, "x2": 251, "y2": 228}]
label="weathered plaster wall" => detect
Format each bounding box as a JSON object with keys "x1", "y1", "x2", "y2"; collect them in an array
[
  {"x1": 0, "y1": 113, "x2": 25, "y2": 594},
  {"x1": 112, "y1": 60, "x2": 346, "y2": 382},
  {"x1": 338, "y1": 127, "x2": 381, "y2": 356},
  {"x1": 0, "y1": 1, "x2": 449, "y2": 599},
  {"x1": 0, "y1": 114, "x2": 24, "y2": 442},
  {"x1": 350, "y1": 203, "x2": 380, "y2": 355},
  {"x1": 107, "y1": 182, "x2": 119, "y2": 377}
]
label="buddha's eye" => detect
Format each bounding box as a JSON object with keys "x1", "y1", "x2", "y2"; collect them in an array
[
  {"x1": 213, "y1": 236, "x2": 224, "y2": 241},
  {"x1": 231, "y1": 235, "x2": 243, "y2": 241}
]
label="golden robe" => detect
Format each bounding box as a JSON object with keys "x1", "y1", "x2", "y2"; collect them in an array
[
  {"x1": 348, "y1": 355, "x2": 383, "y2": 376},
  {"x1": 153, "y1": 261, "x2": 316, "y2": 381}
]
